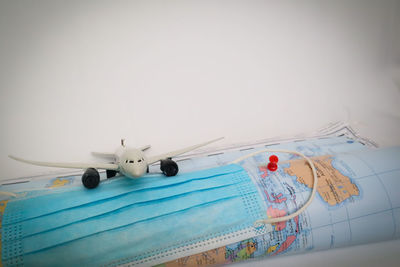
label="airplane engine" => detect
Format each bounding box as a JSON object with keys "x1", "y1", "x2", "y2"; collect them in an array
[
  {"x1": 82, "y1": 168, "x2": 100, "y2": 189},
  {"x1": 160, "y1": 159, "x2": 179, "y2": 177}
]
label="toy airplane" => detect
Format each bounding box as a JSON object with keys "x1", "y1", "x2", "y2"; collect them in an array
[{"x1": 9, "y1": 137, "x2": 223, "y2": 189}]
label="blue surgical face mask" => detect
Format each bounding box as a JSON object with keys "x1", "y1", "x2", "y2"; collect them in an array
[{"x1": 1, "y1": 164, "x2": 266, "y2": 267}]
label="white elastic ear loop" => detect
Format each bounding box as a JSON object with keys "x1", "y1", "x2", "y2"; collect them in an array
[{"x1": 231, "y1": 149, "x2": 318, "y2": 227}]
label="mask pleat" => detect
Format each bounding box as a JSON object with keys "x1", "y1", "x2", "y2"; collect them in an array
[
  {"x1": 23, "y1": 197, "x2": 249, "y2": 267},
  {"x1": 3, "y1": 184, "x2": 248, "y2": 256},
  {"x1": 3, "y1": 174, "x2": 243, "y2": 241},
  {"x1": 3, "y1": 164, "x2": 243, "y2": 225}
]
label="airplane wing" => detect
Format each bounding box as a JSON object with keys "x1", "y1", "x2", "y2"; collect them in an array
[
  {"x1": 9, "y1": 155, "x2": 119, "y2": 170},
  {"x1": 146, "y1": 137, "x2": 224, "y2": 165},
  {"x1": 91, "y1": 152, "x2": 116, "y2": 160}
]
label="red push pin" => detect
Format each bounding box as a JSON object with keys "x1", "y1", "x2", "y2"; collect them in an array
[
  {"x1": 267, "y1": 155, "x2": 279, "y2": 172},
  {"x1": 269, "y1": 155, "x2": 279, "y2": 164}
]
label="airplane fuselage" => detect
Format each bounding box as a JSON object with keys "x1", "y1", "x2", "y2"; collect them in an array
[{"x1": 115, "y1": 147, "x2": 148, "y2": 178}]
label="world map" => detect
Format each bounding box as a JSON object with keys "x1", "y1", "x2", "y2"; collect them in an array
[
  {"x1": 158, "y1": 139, "x2": 400, "y2": 267},
  {"x1": 0, "y1": 136, "x2": 398, "y2": 267}
]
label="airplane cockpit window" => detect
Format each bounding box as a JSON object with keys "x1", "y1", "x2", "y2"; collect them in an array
[{"x1": 129, "y1": 160, "x2": 134, "y2": 163}]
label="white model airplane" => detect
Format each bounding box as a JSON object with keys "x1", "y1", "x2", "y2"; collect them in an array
[{"x1": 9, "y1": 137, "x2": 223, "y2": 189}]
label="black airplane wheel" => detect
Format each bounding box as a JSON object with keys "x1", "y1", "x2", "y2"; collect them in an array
[
  {"x1": 160, "y1": 159, "x2": 179, "y2": 177},
  {"x1": 82, "y1": 168, "x2": 100, "y2": 189}
]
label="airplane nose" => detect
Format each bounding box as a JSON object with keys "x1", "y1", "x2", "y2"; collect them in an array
[
  {"x1": 132, "y1": 171, "x2": 141, "y2": 177},
  {"x1": 124, "y1": 165, "x2": 145, "y2": 178},
  {"x1": 130, "y1": 168, "x2": 144, "y2": 178}
]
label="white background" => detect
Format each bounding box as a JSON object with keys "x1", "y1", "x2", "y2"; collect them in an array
[
  {"x1": 1, "y1": 0, "x2": 400, "y2": 180},
  {"x1": 0, "y1": 0, "x2": 400, "y2": 266}
]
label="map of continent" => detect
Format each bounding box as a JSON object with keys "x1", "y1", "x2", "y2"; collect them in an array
[
  {"x1": 160, "y1": 247, "x2": 226, "y2": 267},
  {"x1": 46, "y1": 177, "x2": 73, "y2": 188},
  {"x1": 283, "y1": 156, "x2": 359, "y2": 206}
]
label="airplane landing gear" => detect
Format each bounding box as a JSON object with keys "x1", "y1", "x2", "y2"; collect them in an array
[
  {"x1": 160, "y1": 159, "x2": 179, "y2": 177},
  {"x1": 106, "y1": 170, "x2": 117, "y2": 179},
  {"x1": 82, "y1": 168, "x2": 100, "y2": 189}
]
